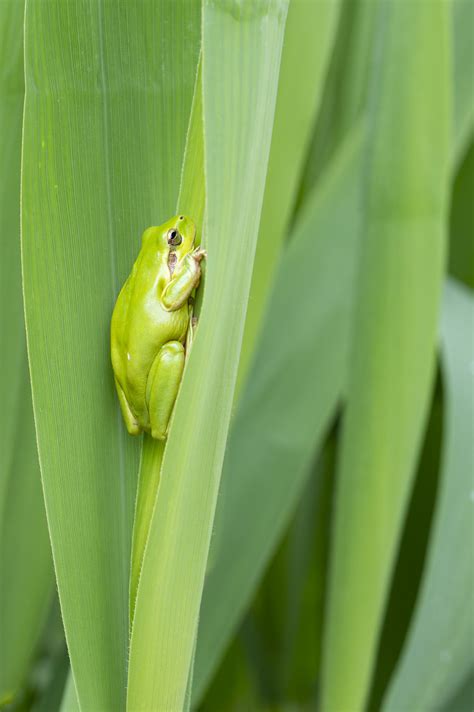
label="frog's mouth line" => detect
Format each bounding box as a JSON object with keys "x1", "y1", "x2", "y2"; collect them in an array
[{"x1": 168, "y1": 250, "x2": 178, "y2": 276}]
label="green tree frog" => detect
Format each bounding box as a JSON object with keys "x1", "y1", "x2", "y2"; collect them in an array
[{"x1": 111, "y1": 215, "x2": 205, "y2": 440}]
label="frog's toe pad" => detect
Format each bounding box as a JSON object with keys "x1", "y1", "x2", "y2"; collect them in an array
[
  {"x1": 126, "y1": 419, "x2": 141, "y2": 436},
  {"x1": 150, "y1": 427, "x2": 166, "y2": 441}
]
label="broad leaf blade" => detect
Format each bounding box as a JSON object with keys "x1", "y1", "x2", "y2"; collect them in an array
[
  {"x1": 21, "y1": 2, "x2": 201, "y2": 709},
  {"x1": 320, "y1": 2, "x2": 452, "y2": 709},
  {"x1": 127, "y1": 2, "x2": 289, "y2": 709}
]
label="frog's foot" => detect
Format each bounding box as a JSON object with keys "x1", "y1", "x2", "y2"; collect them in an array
[
  {"x1": 114, "y1": 377, "x2": 141, "y2": 436},
  {"x1": 146, "y1": 341, "x2": 185, "y2": 440},
  {"x1": 186, "y1": 300, "x2": 199, "y2": 350},
  {"x1": 192, "y1": 247, "x2": 207, "y2": 262}
]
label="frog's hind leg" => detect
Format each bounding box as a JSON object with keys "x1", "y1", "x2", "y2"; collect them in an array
[
  {"x1": 114, "y1": 377, "x2": 141, "y2": 435},
  {"x1": 146, "y1": 341, "x2": 185, "y2": 440}
]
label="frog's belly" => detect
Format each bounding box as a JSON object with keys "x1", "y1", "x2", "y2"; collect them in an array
[{"x1": 113, "y1": 305, "x2": 189, "y2": 428}]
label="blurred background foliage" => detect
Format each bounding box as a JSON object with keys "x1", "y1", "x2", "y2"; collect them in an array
[{"x1": 1, "y1": 0, "x2": 473, "y2": 710}]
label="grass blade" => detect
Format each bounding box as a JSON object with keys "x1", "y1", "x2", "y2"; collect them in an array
[
  {"x1": 0, "y1": 0, "x2": 53, "y2": 702},
  {"x1": 129, "y1": 60, "x2": 204, "y2": 622},
  {"x1": 127, "y1": 3, "x2": 289, "y2": 709},
  {"x1": 320, "y1": 2, "x2": 452, "y2": 709},
  {"x1": 59, "y1": 674, "x2": 79, "y2": 712},
  {"x1": 21, "y1": 2, "x2": 201, "y2": 708},
  {"x1": 383, "y1": 280, "x2": 474, "y2": 710},
  {"x1": 194, "y1": 0, "x2": 471, "y2": 697},
  {"x1": 441, "y1": 672, "x2": 474, "y2": 712},
  {"x1": 449, "y1": 139, "x2": 474, "y2": 289},
  {"x1": 453, "y1": 0, "x2": 474, "y2": 166},
  {"x1": 299, "y1": 0, "x2": 377, "y2": 196},
  {"x1": 237, "y1": 0, "x2": 341, "y2": 388},
  {"x1": 247, "y1": 436, "x2": 337, "y2": 706},
  {"x1": 193, "y1": 126, "x2": 363, "y2": 703}
]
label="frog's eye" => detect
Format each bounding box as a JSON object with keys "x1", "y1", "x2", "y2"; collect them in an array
[{"x1": 167, "y1": 228, "x2": 182, "y2": 246}]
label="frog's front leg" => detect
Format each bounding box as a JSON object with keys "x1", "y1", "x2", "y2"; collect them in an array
[
  {"x1": 161, "y1": 248, "x2": 206, "y2": 311},
  {"x1": 146, "y1": 341, "x2": 185, "y2": 440}
]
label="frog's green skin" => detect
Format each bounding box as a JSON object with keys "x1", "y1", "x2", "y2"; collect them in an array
[{"x1": 111, "y1": 215, "x2": 205, "y2": 440}]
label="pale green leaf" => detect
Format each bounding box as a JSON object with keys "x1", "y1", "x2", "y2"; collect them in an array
[
  {"x1": 193, "y1": 125, "x2": 364, "y2": 703},
  {"x1": 441, "y1": 672, "x2": 474, "y2": 712},
  {"x1": 21, "y1": 2, "x2": 201, "y2": 709},
  {"x1": 449, "y1": 138, "x2": 474, "y2": 290},
  {"x1": 320, "y1": 2, "x2": 452, "y2": 709},
  {"x1": 129, "y1": 60, "x2": 204, "y2": 622},
  {"x1": 59, "y1": 674, "x2": 80, "y2": 712},
  {"x1": 127, "y1": 2, "x2": 289, "y2": 709},
  {"x1": 193, "y1": 0, "x2": 473, "y2": 699},
  {"x1": 247, "y1": 435, "x2": 337, "y2": 705},
  {"x1": 453, "y1": 0, "x2": 474, "y2": 166},
  {"x1": 237, "y1": 0, "x2": 341, "y2": 389},
  {"x1": 298, "y1": 0, "x2": 377, "y2": 195},
  {"x1": 0, "y1": 0, "x2": 53, "y2": 702},
  {"x1": 383, "y1": 280, "x2": 474, "y2": 710}
]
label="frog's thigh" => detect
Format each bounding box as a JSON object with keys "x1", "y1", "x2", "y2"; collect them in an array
[
  {"x1": 147, "y1": 341, "x2": 185, "y2": 440},
  {"x1": 114, "y1": 377, "x2": 141, "y2": 436}
]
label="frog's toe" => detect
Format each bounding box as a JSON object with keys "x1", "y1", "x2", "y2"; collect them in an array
[
  {"x1": 125, "y1": 418, "x2": 141, "y2": 436},
  {"x1": 150, "y1": 425, "x2": 167, "y2": 441},
  {"x1": 114, "y1": 376, "x2": 141, "y2": 436}
]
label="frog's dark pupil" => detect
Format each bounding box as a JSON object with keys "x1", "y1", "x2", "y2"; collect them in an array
[{"x1": 168, "y1": 228, "x2": 182, "y2": 247}]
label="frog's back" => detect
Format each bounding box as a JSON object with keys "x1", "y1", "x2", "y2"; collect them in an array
[{"x1": 111, "y1": 260, "x2": 189, "y2": 426}]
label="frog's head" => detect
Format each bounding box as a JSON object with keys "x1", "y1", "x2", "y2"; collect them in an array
[{"x1": 163, "y1": 215, "x2": 196, "y2": 260}]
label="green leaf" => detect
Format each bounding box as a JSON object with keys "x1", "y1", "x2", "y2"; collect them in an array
[
  {"x1": 199, "y1": 638, "x2": 262, "y2": 712},
  {"x1": 59, "y1": 675, "x2": 80, "y2": 712},
  {"x1": 193, "y1": 0, "x2": 473, "y2": 700},
  {"x1": 383, "y1": 280, "x2": 474, "y2": 710},
  {"x1": 298, "y1": 0, "x2": 377, "y2": 197},
  {"x1": 453, "y1": 0, "x2": 474, "y2": 166},
  {"x1": 367, "y1": 377, "x2": 444, "y2": 711},
  {"x1": 237, "y1": 0, "x2": 341, "y2": 389},
  {"x1": 320, "y1": 2, "x2": 452, "y2": 710},
  {"x1": 129, "y1": 60, "x2": 204, "y2": 623},
  {"x1": 449, "y1": 138, "x2": 474, "y2": 290},
  {"x1": 247, "y1": 434, "x2": 337, "y2": 706},
  {"x1": 31, "y1": 643, "x2": 69, "y2": 712},
  {"x1": 0, "y1": 387, "x2": 53, "y2": 706},
  {"x1": 441, "y1": 672, "x2": 474, "y2": 712},
  {"x1": 301, "y1": 0, "x2": 472, "y2": 199},
  {"x1": 21, "y1": 2, "x2": 201, "y2": 709},
  {"x1": 193, "y1": 125, "x2": 364, "y2": 704},
  {"x1": 126, "y1": 3, "x2": 289, "y2": 709},
  {"x1": 0, "y1": 0, "x2": 53, "y2": 702}
]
